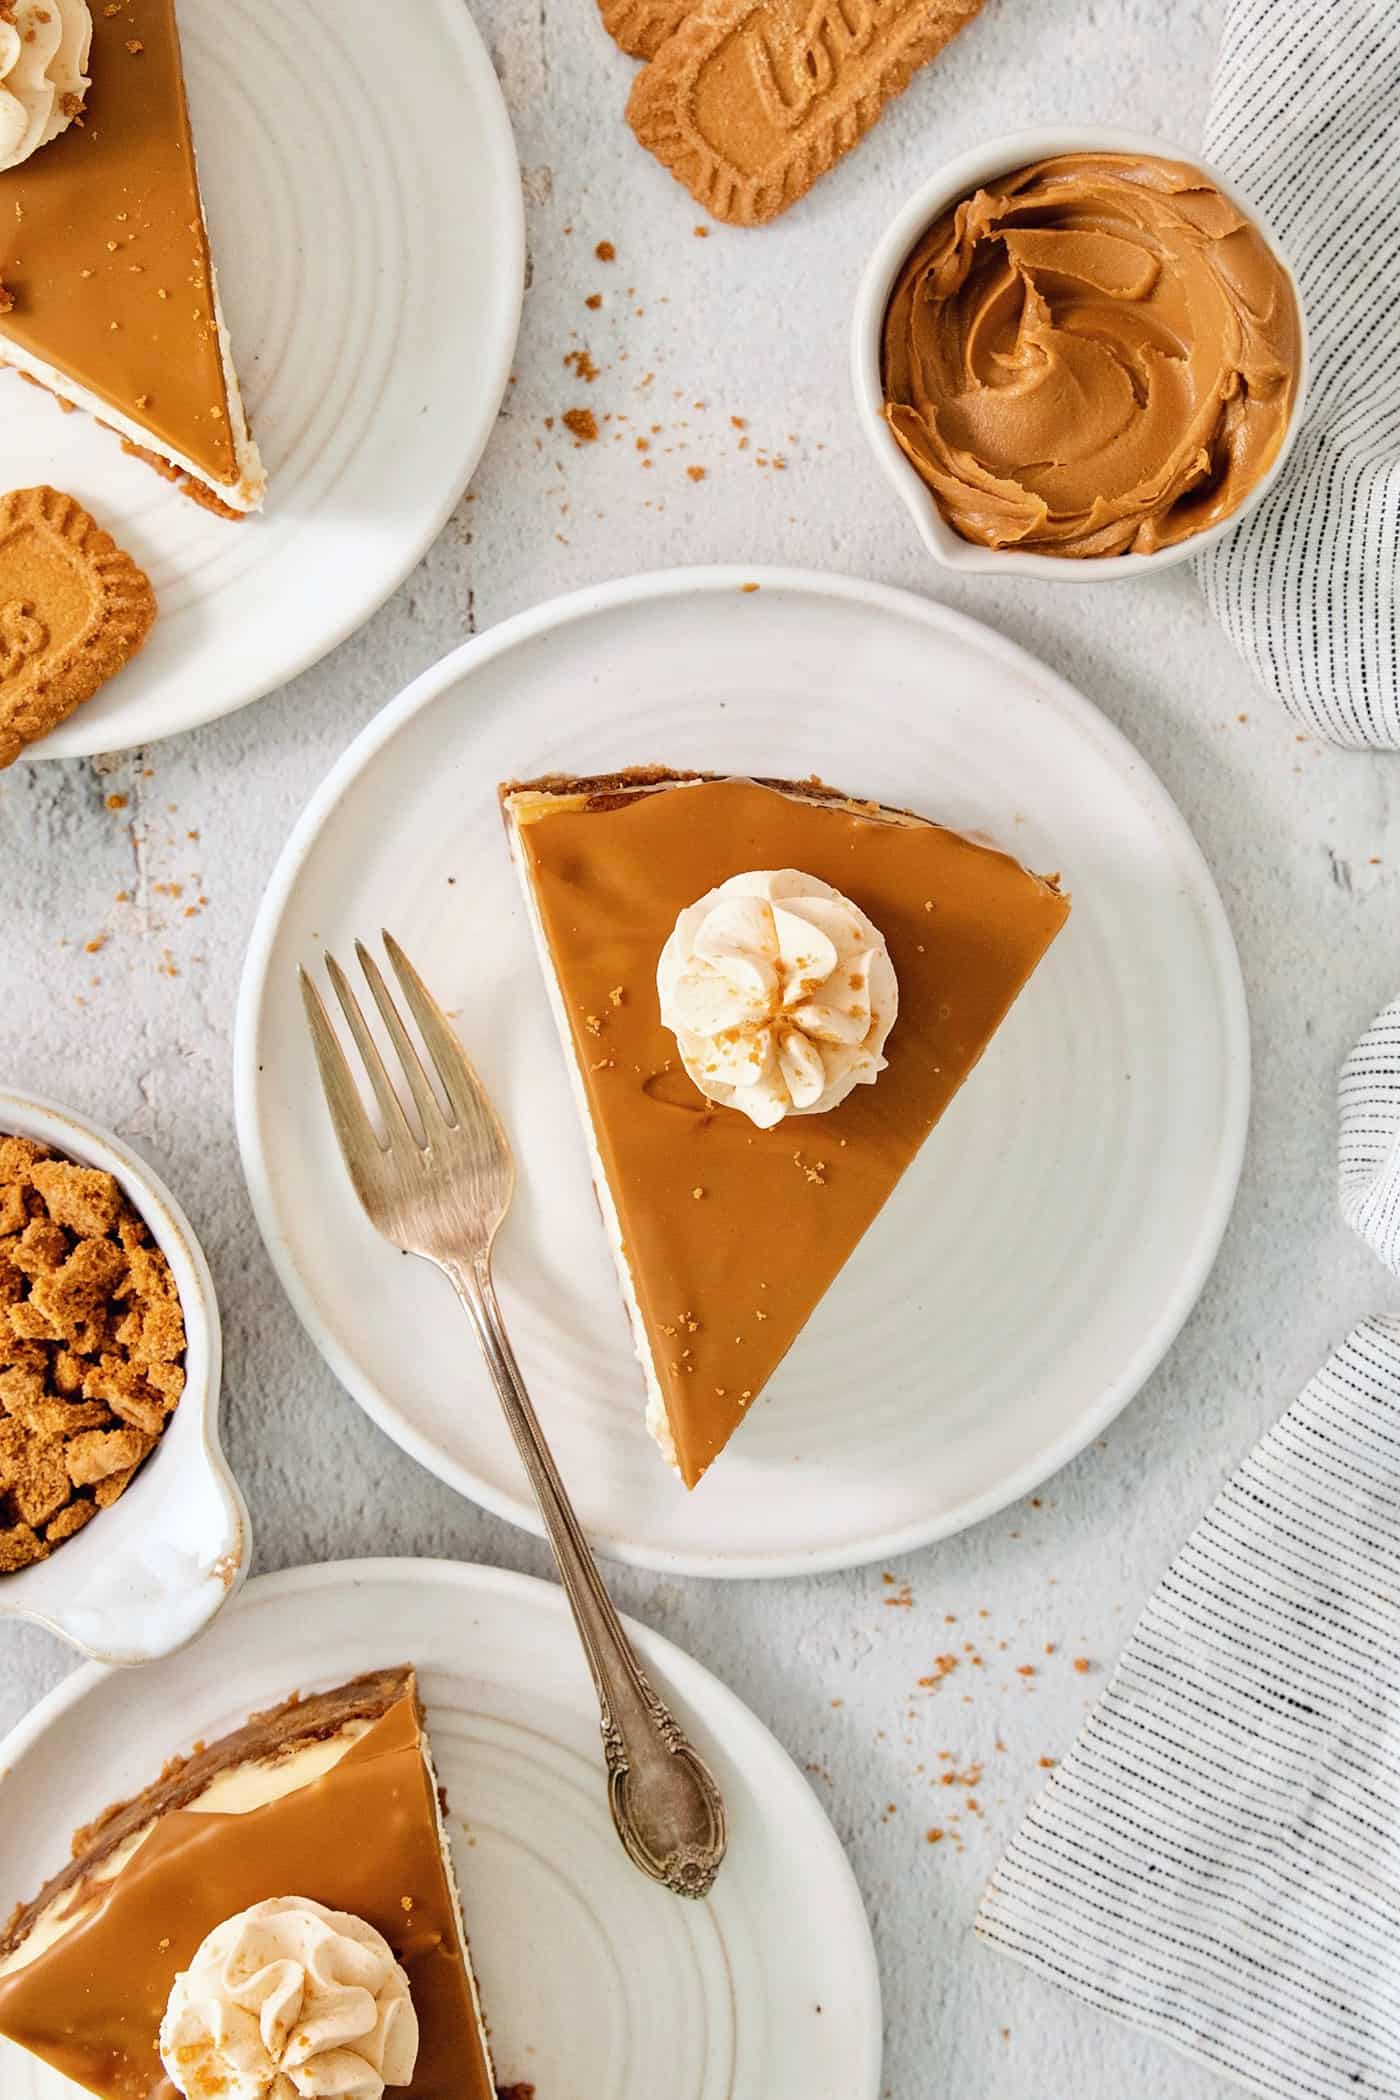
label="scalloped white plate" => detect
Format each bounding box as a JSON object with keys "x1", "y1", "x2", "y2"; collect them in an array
[
  {"x1": 6, "y1": 0, "x2": 523, "y2": 759},
  {"x1": 235, "y1": 568, "x2": 1249, "y2": 1577},
  {"x1": 0, "y1": 1559, "x2": 882, "y2": 2100}
]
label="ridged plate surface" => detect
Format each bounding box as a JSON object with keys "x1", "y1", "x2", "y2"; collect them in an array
[
  {"x1": 5, "y1": 0, "x2": 523, "y2": 758},
  {"x1": 235, "y1": 569, "x2": 1249, "y2": 1575},
  {"x1": 0, "y1": 1560, "x2": 880, "y2": 2100}
]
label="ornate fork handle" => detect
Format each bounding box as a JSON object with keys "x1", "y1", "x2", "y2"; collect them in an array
[{"x1": 444, "y1": 1255, "x2": 728, "y2": 1900}]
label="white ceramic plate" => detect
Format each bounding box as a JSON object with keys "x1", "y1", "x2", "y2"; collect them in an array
[
  {"x1": 0, "y1": 1558, "x2": 881, "y2": 2100},
  {"x1": 7, "y1": 0, "x2": 523, "y2": 759},
  {"x1": 235, "y1": 568, "x2": 1249, "y2": 1577}
]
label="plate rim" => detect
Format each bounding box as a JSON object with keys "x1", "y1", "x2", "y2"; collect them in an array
[
  {"x1": 19, "y1": 0, "x2": 526, "y2": 762},
  {"x1": 232, "y1": 564, "x2": 1252, "y2": 1578},
  {"x1": 0, "y1": 1555, "x2": 885, "y2": 2100}
]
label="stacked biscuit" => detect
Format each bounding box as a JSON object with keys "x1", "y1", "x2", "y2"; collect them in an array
[
  {"x1": 608, "y1": 0, "x2": 986, "y2": 225},
  {"x1": 0, "y1": 1135, "x2": 185, "y2": 1571}
]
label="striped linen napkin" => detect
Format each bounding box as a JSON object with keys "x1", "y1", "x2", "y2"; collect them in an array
[
  {"x1": 976, "y1": 996, "x2": 1400, "y2": 2098},
  {"x1": 1194, "y1": 0, "x2": 1400, "y2": 746}
]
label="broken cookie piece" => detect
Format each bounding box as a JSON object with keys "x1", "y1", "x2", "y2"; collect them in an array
[{"x1": 0, "y1": 1132, "x2": 186, "y2": 1569}]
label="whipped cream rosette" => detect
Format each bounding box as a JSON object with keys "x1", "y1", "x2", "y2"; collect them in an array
[
  {"x1": 159, "y1": 1895, "x2": 419, "y2": 2100},
  {"x1": 0, "y1": 0, "x2": 91, "y2": 173},
  {"x1": 658, "y1": 868, "x2": 899, "y2": 1129}
]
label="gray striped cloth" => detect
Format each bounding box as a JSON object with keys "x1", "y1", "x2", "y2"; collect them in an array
[
  {"x1": 1340, "y1": 996, "x2": 1400, "y2": 1258},
  {"x1": 977, "y1": 995, "x2": 1400, "y2": 2096},
  {"x1": 1194, "y1": 0, "x2": 1400, "y2": 745}
]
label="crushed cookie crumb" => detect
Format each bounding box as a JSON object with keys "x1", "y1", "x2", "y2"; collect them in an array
[
  {"x1": 562, "y1": 407, "x2": 598, "y2": 444},
  {"x1": 0, "y1": 1136, "x2": 185, "y2": 1574},
  {"x1": 595, "y1": 240, "x2": 615, "y2": 262},
  {"x1": 686, "y1": 465, "x2": 706, "y2": 482}
]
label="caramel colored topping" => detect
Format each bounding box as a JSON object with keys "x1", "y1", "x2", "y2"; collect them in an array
[
  {"x1": 0, "y1": 0, "x2": 237, "y2": 486},
  {"x1": 0, "y1": 1681, "x2": 493, "y2": 2100},
  {"x1": 513, "y1": 774, "x2": 1068, "y2": 1484},
  {"x1": 882, "y1": 153, "x2": 1300, "y2": 557}
]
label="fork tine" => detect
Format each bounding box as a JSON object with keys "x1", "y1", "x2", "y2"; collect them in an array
[
  {"x1": 381, "y1": 930, "x2": 500, "y2": 1140},
  {"x1": 324, "y1": 952, "x2": 421, "y2": 1154},
  {"x1": 354, "y1": 940, "x2": 450, "y2": 1139},
  {"x1": 299, "y1": 968, "x2": 387, "y2": 1207}
]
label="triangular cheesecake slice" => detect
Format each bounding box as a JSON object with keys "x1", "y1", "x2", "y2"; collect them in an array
[
  {"x1": 0, "y1": 1667, "x2": 494, "y2": 2098},
  {"x1": 0, "y1": 0, "x2": 264, "y2": 514},
  {"x1": 503, "y1": 770, "x2": 1070, "y2": 1487}
]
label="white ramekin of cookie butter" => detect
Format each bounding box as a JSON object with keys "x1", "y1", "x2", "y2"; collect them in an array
[
  {"x1": 852, "y1": 127, "x2": 1309, "y2": 580},
  {"x1": 0, "y1": 1090, "x2": 248, "y2": 1663}
]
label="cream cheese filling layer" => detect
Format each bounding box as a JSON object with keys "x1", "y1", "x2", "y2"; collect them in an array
[{"x1": 506, "y1": 789, "x2": 681, "y2": 1472}]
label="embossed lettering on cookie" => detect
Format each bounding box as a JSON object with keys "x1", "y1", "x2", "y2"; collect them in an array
[
  {"x1": 625, "y1": 0, "x2": 987, "y2": 226},
  {"x1": 0, "y1": 485, "x2": 156, "y2": 766}
]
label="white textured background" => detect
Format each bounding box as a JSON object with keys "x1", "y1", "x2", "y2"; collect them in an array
[{"x1": 2, "y1": 3, "x2": 1397, "y2": 2095}]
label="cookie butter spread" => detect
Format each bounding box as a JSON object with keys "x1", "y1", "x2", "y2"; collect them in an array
[
  {"x1": 160, "y1": 1896, "x2": 419, "y2": 2099},
  {"x1": 658, "y1": 869, "x2": 898, "y2": 1128},
  {"x1": 881, "y1": 152, "x2": 1301, "y2": 557},
  {"x1": 0, "y1": 0, "x2": 91, "y2": 173}
]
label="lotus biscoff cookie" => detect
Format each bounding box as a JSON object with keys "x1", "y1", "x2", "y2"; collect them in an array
[
  {"x1": 0, "y1": 487, "x2": 157, "y2": 767},
  {"x1": 600, "y1": 0, "x2": 693, "y2": 59},
  {"x1": 626, "y1": 0, "x2": 986, "y2": 225}
]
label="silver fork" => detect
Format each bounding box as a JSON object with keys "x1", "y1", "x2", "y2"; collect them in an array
[{"x1": 300, "y1": 931, "x2": 727, "y2": 1900}]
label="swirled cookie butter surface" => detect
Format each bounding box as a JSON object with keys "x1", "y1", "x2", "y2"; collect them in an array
[{"x1": 881, "y1": 153, "x2": 1301, "y2": 557}]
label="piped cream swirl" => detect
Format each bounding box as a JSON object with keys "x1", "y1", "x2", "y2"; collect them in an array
[
  {"x1": 657, "y1": 868, "x2": 898, "y2": 1129},
  {"x1": 159, "y1": 1895, "x2": 419, "y2": 2100},
  {"x1": 0, "y1": 0, "x2": 92, "y2": 174}
]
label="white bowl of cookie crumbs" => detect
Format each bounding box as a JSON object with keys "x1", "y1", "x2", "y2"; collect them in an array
[{"x1": 0, "y1": 1091, "x2": 248, "y2": 1664}]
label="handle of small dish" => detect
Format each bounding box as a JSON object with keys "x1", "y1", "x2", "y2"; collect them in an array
[
  {"x1": 1, "y1": 1436, "x2": 249, "y2": 1667},
  {"x1": 444, "y1": 1254, "x2": 728, "y2": 1899}
]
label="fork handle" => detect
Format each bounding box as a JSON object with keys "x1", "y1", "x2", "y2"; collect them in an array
[{"x1": 444, "y1": 1256, "x2": 728, "y2": 1901}]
